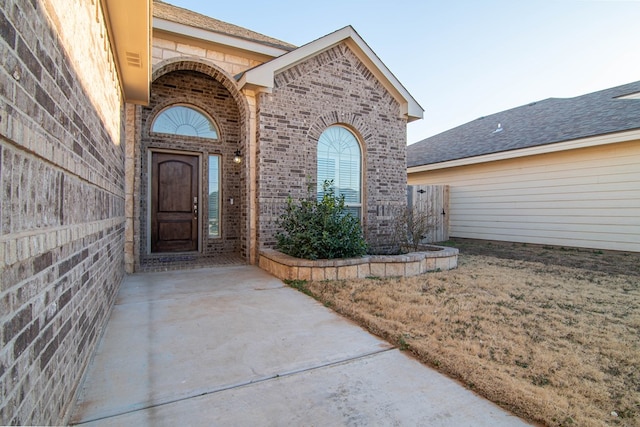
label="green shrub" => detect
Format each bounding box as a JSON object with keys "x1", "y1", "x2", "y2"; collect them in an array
[{"x1": 276, "y1": 180, "x2": 367, "y2": 260}]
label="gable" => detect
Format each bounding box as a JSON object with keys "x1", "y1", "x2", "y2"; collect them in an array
[
  {"x1": 239, "y1": 26, "x2": 423, "y2": 122},
  {"x1": 272, "y1": 43, "x2": 398, "y2": 113}
]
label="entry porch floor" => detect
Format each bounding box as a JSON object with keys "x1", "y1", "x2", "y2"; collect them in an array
[{"x1": 138, "y1": 252, "x2": 245, "y2": 272}]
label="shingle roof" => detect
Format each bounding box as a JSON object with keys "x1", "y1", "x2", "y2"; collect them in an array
[
  {"x1": 153, "y1": 1, "x2": 296, "y2": 52},
  {"x1": 407, "y1": 80, "x2": 640, "y2": 168}
]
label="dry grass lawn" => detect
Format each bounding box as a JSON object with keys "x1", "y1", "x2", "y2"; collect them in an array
[{"x1": 290, "y1": 239, "x2": 640, "y2": 427}]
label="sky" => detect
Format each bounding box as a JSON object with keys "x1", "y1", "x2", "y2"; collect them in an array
[{"x1": 162, "y1": 0, "x2": 640, "y2": 145}]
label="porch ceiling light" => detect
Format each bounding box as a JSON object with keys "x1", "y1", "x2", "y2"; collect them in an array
[{"x1": 233, "y1": 149, "x2": 243, "y2": 164}]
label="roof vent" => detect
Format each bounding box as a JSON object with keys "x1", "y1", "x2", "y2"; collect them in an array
[
  {"x1": 492, "y1": 123, "x2": 503, "y2": 134},
  {"x1": 615, "y1": 92, "x2": 640, "y2": 100},
  {"x1": 125, "y1": 51, "x2": 142, "y2": 68}
]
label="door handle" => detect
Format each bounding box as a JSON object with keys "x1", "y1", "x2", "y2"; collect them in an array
[{"x1": 193, "y1": 196, "x2": 198, "y2": 218}]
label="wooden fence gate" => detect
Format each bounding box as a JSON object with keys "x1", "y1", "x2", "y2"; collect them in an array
[{"x1": 407, "y1": 185, "x2": 450, "y2": 243}]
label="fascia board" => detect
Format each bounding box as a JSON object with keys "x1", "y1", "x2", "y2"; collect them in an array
[
  {"x1": 237, "y1": 67, "x2": 274, "y2": 90},
  {"x1": 153, "y1": 17, "x2": 289, "y2": 58},
  {"x1": 242, "y1": 26, "x2": 423, "y2": 121},
  {"x1": 242, "y1": 27, "x2": 352, "y2": 86},
  {"x1": 408, "y1": 129, "x2": 640, "y2": 173}
]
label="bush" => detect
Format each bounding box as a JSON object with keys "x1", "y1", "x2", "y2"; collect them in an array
[
  {"x1": 392, "y1": 202, "x2": 436, "y2": 253},
  {"x1": 276, "y1": 180, "x2": 367, "y2": 260}
]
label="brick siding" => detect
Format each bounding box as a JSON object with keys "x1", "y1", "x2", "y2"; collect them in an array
[
  {"x1": 0, "y1": 0, "x2": 125, "y2": 424},
  {"x1": 256, "y1": 43, "x2": 408, "y2": 253}
]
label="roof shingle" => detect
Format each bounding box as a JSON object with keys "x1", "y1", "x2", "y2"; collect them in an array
[
  {"x1": 408, "y1": 81, "x2": 640, "y2": 167},
  {"x1": 153, "y1": 1, "x2": 296, "y2": 52}
]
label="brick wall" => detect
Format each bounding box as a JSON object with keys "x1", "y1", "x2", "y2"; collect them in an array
[
  {"x1": 139, "y1": 69, "x2": 243, "y2": 261},
  {"x1": 0, "y1": 0, "x2": 126, "y2": 424},
  {"x1": 256, "y1": 43, "x2": 408, "y2": 253}
]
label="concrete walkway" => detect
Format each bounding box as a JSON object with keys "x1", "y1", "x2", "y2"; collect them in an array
[{"x1": 70, "y1": 266, "x2": 530, "y2": 426}]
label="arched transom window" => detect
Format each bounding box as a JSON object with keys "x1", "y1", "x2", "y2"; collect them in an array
[
  {"x1": 152, "y1": 105, "x2": 219, "y2": 139},
  {"x1": 317, "y1": 125, "x2": 362, "y2": 217}
]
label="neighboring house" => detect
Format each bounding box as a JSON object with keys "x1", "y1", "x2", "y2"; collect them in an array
[
  {"x1": 0, "y1": 0, "x2": 421, "y2": 424},
  {"x1": 408, "y1": 81, "x2": 640, "y2": 252}
]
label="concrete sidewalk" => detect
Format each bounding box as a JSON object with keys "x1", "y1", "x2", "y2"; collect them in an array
[{"x1": 70, "y1": 266, "x2": 530, "y2": 426}]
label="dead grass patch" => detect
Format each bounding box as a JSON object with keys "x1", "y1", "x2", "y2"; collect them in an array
[{"x1": 294, "y1": 241, "x2": 640, "y2": 426}]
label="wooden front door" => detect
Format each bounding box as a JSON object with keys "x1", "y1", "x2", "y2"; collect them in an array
[{"x1": 151, "y1": 152, "x2": 199, "y2": 252}]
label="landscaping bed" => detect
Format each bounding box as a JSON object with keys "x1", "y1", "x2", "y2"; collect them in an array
[
  {"x1": 259, "y1": 245, "x2": 458, "y2": 281},
  {"x1": 289, "y1": 238, "x2": 640, "y2": 427}
]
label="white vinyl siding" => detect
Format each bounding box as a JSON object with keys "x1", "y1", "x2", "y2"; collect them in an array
[{"x1": 408, "y1": 140, "x2": 640, "y2": 252}]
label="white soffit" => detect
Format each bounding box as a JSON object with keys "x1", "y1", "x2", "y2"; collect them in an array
[
  {"x1": 407, "y1": 129, "x2": 640, "y2": 173},
  {"x1": 153, "y1": 17, "x2": 291, "y2": 58},
  {"x1": 239, "y1": 26, "x2": 424, "y2": 122},
  {"x1": 101, "y1": 0, "x2": 151, "y2": 104}
]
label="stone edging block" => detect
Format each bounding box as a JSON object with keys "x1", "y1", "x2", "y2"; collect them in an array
[{"x1": 259, "y1": 246, "x2": 459, "y2": 281}]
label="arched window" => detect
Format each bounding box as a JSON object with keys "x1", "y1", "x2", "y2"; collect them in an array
[
  {"x1": 151, "y1": 105, "x2": 219, "y2": 139},
  {"x1": 317, "y1": 126, "x2": 362, "y2": 217}
]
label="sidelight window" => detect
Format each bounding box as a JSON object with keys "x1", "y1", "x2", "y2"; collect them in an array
[{"x1": 208, "y1": 156, "x2": 220, "y2": 237}]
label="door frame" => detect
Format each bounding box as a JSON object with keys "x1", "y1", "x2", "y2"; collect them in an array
[{"x1": 147, "y1": 148, "x2": 203, "y2": 254}]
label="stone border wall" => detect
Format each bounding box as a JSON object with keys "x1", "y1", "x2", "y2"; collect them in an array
[{"x1": 259, "y1": 247, "x2": 458, "y2": 282}]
